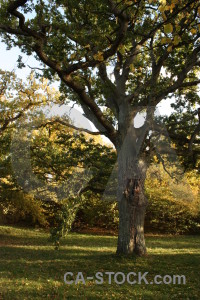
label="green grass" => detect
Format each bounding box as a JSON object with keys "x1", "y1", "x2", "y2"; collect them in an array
[{"x1": 0, "y1": 226, "x2": 199, "y2": 299}]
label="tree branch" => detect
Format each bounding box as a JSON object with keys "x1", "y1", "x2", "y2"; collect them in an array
[
  {"x1": 98, "y1": 63, "x2": 120, "y2": 116},
  {"x1": 2, "y1": 1, "x2": 118, "y2": 145},
  {"x1": 38, "y1": 118, "x2": 107, "y2": 136},
  {"x1": 0, "y1": 102, "x2": 36, "y2": 133},
  {"x1": 155, "y1": 46, "x2": 200, "y2": 103}
]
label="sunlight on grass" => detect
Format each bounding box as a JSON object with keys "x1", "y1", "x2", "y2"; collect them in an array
[{"x1": 0, "y1": 226, "x2": 199, "y2": 299}]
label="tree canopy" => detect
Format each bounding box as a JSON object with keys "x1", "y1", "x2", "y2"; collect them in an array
[
  {"x1": 0, "y1": 0, "x2": 200, "y2": 146},
  {"x1": 1, "y1": 0, "x2": 200, "y2": 255}
]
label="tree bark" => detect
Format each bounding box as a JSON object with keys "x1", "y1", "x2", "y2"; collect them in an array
[
  {"x1": 116, "y1": 177, "x2": 147, "y2": 256},
  {"x1": 116, "y1": 119, "x2": 148, "y2": 256}
]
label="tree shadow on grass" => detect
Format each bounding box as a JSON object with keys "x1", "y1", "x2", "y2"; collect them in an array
[
  {"x1": 0, "y1": 232, "x2": 118, "y2": 248},
  {"x1": 0, "y1": 247, "x2": 199, "y2": 300},
  {"x1": 146, "y1": 235, "x2": 200, "y2": 250},
  {"x1": 0, "y1": 242, "x2": 199, "y2": 280},
  {"x1": 0, "y1": 231, "x2": 200, "y2": 299}
]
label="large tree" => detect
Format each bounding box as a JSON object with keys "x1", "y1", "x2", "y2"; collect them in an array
[{"x1": 0, "y1": 0, "x2": 200, "y2": 255}]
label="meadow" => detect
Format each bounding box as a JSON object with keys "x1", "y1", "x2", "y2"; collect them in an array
[{"x1": 0, "y1": 226, "x2": 199, "y2": 299}]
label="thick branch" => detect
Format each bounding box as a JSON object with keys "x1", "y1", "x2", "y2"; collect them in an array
[
  {"x1": 60, "y1": 73, "x2": 117, "y2": 144},
  {"x1": 98, "y1": 63, "x2": 120, "y2": 116}
]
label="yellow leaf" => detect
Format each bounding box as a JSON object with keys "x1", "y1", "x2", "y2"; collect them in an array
[
  {"x1": 84, "y1": 44, "x2": 91, "y2": 49},
  {"x1": 153, "y1": 155, "x2": 159, "y2": 163},
  {"x1": 159, "y1": 5, "x2": 165, "y2": 12},
  {"x1": 125, "y1": 1, "x2": 133, "y2": 5},
  {"x1": 161, "y1": 37, "x2": 171, "y2": 44},
  {"x1": 169, "y1": 3, "x2": 175, "y2": 13},
  {"x1": 93, "y1": 52, "x2": 104, "y2": 61},
  {"x1": 167, "y1": 45, "x2": 173, "y2": 52},
  {"x1": 161, "y1": 37, "x2": 166, "y2": 44},
  {"x1": 70, "y1": 53, "x2": 76, "y2": 60},
  {"x1": 32, "y1": 130, "x2": 39, "y2": 136},
  {"x1": 164, "y1": 23, "x2": 173, "y2": 34},
  {"x1": 190, "y1": 28, "x2": 197, "y2": 35}
]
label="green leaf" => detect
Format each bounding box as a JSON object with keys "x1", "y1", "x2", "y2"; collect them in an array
[
  {"x1": 173, "y1": 35, "x2": 181, "y2": 46},
  {"x1": 164, "y1": 23, "x2": 173, "y2": 34}
]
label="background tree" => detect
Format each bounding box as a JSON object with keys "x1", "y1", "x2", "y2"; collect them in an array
[
  {"x1": 1, "y1": 0, "x2": 200, "y2": 255},
  {"x1": 0, "y1": 70, "x2": 117, "y2": 245},
  {"x1": 0, "y1": 69, "x2": 50, "y2": 133},
  {"x1": 0, "y1": 69, "x2": 60, "y2": 226}
]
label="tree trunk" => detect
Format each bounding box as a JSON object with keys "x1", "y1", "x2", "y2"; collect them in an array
[
  {"x1": 116, "y1": 122, "x2": 148, "y2": 256},
  {"x1": 116, "y1": 178, "x2": 147, "y2": 256}
]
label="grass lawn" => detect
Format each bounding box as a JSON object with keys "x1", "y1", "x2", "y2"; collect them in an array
[{"x1": 0, "y1": 226, "x2": 199, "y2": 299}]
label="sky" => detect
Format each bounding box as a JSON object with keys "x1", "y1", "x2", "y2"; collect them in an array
[{"x1": 0, "y1": 42, "x2": 38, "y2": 80}]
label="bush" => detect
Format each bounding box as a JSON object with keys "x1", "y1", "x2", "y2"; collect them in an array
[
  {"x1": 0, "y1": 190, "x2": 48, "y2": 227},
  {"x1": 145, "y1": 164, "x2": 200, "y2": 234},
  {"x1": 49, "y1": 197, "x2": 81, "y2": 249},
  {"x1": 75, "y1": 164, "x2": 200, "y2": 235},
  {"x1": 74, "y1": 195, "x2": 119, "y2": 230}
]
